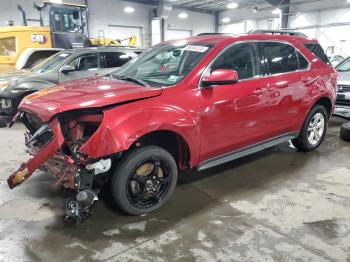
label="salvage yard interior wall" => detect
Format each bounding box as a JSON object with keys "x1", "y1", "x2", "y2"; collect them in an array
[
  {"x1": 219, "y1": 0, "x2": 350, "y2": 57},
  {"x1": 0, "y1": 0, "x2": 215, "y2": 48}
]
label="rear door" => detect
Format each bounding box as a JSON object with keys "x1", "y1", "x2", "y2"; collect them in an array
[
  {"x1": 260, "y1": 41, "x2": 310, "y2": 135},
  {"x1": 58, "y1": 52, "x2": 100, "y2": 83}
]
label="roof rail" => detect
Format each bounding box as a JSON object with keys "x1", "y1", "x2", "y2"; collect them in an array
[
  {"x1": 196, "y1": 33, "x2": 227, "y2": 36},
  {"x1": 249, "y1": 30, "x2": 307, "y2": 37}
]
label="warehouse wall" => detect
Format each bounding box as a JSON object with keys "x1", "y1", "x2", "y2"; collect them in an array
[
  {"x1": 88, "y1": 0, "x2": 215, "y2": 47},
  {"x1": 0, "y1": 0, "x2": 215, "y2": 48},
  {"x1": 167, "y1": 9, "x2": 215, "y2": 37},
  {"x1": 219, "y1": 0, "x2": 350, "y2": 58},
  {"x1": 86, "y1": 0, "x2": 153, "y2": 47}
]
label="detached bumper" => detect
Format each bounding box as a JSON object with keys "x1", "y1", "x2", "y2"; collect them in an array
[
  {"x1": 7, "y1": 118, "x2": 64, "y2": 189},
  {"x1": 334, "y1": 105, "x2": 350, "y2": 119}
]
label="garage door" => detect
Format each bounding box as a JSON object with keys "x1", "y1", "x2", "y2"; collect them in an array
[
  {"x1": 166, "y1": 29, "x2": 192, "y2": 41},
  {"x1": 105, "y1": 25, "x2": 143, "y2": 46}
]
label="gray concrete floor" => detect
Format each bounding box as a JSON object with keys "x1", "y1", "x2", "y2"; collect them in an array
[{"x1": 0, "y1": 118, "x2": 350, "y2": 262}]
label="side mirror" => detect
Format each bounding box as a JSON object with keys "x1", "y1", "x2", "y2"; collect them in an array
[
  {"x1": 60, "y1": 65, "x2": 76, "y2": 74},
  {"x1": 202, "y1": 69, "x2": 238, "y2": 87}
]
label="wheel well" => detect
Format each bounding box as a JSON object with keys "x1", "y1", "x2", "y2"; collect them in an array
[
  {"x1": 132, "y1": 131, "x2": 191, "y2": 170},
  {"x1": 315, "y1": 97, "x2": 332, "y2": 118}
]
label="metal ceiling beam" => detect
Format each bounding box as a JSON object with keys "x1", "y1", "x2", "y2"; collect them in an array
[{"x1": 264, "y1": 0, "x2": 290, "y2": 29}]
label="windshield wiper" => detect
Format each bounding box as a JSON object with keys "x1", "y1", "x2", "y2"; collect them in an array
[{"x1": 118, "y1": 76, "x2": 150, "y2": 87}]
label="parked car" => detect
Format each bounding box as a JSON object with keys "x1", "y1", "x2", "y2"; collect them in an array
[
  {"x1": 334, "y1": 56, "x2": 350, "y2": 118},
  {"x1": 330, "y1": 55, "x2": 345, "y2": 67},
  {"x1": 7, "y1": 31, "x2": 337, "y2": 223},
  {"x1": 0, "y1": 46, "x2": 144, "y2": 119}
]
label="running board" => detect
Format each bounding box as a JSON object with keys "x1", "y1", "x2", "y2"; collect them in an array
[{"x1": 197, "y1": 132, "x2": 299, "y2": 171}]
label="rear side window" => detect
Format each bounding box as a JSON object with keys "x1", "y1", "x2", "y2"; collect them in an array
[
  {"x1": 103, "y1": 52, "x2": 133, "y2": 68},
  {"x1": 303, "y1": 43, "x2": 330, "y2": 65},
  {"x1": 297, "y1": 52, "x2": 309, "y2": 70},
  {"x1": 261, "y1": 42, "x2": 299, "y2": 74},
  {"x1": 211, "y1": 42, "x2": 260, "y2": 80}
]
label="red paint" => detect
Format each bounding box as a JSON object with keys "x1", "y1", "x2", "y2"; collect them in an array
[
  {"x1": 203, "y1": 69, "x2": 239, "y2": 84},
  {"x1": 11, "y1": 33, "x2": 337, "y2": 185},
  {"x1": 7, "y1": 119, "x2": 64, "y2": 189}
]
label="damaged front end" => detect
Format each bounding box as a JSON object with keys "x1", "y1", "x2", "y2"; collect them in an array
[{"x1": 8, "y1": 110, "x2": 115, "y2": 223}]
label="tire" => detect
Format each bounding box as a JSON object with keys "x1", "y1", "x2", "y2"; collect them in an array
[
  {"x1": 111, "y1": 145, "x2": 178, "y2": 215},
  {"x1": 292, "y1": 105, "x2": 328, "y2": 152},
  {"x1": 340, "y1": 122, "x2": 350, "y2": 142}
]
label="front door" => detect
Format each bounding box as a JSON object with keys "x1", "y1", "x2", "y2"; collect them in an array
[
  {"x1": 59, "y1": 52, "x2": 100, "y2": 83},
  {"x1": 199, "y1": 42, "x2": 271, "y2": 162}
]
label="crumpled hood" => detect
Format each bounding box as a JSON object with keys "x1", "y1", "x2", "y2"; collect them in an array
[
  {"x1": 20, "y1": 77, "x2": 163, "y2": 122},
  {"x1": 338, "y1": 71, "x2": 350, "y2": 86}
]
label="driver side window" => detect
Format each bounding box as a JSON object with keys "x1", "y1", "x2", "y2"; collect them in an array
[
  {"x1": 67, "y1": 53, "x2": 99, "y2": 71},
  {"x1": 211, "y1": 43, "x2": 260, "y2": 80}
]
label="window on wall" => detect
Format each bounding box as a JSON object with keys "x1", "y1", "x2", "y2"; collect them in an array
[
  {"x1": 210, "y1": 43, "x2": 260, "y2": 80},
  {"x1": 261, "y1": 42, "x2": 299, "y2": 74}
]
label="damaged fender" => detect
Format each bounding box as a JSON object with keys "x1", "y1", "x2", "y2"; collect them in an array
[{"x1": 79, "y1": 103, "x2": 200, "y2": 166}]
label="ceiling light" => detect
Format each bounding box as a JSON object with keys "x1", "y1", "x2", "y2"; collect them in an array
[
  {"x1": 124, "y1": 6, "x2": 135, "y2": 13},
  {"x1": 227, "y1": 2, "x2": 238, "y2": 9},
  {"x1": 221, "y1": 17, "x2": 231, "y2": 23},
  {"x1": 253, "y1": 7, "x2": 258, "y2": 13},
  {"x1": 348, "y1": 0, "x2": 350, "y2": 3},
  {"x1": 272, "y1": 8, "x2": 281, "y2": 15},
  {"x1": 178, "y1": 12, "x2": 188, "y2": 19}
]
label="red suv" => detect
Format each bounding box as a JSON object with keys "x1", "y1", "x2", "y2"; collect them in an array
[{"x1": 7, "y1": 31, "x2": 337, "y2": 223}]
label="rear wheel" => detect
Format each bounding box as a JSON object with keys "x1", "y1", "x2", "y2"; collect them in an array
[
  {"x1": 292, "y1": 105, "x2": 328, "y2": 152},
  {"x1": 111, "y1": 145, "x2": 178, "y2": 215}
]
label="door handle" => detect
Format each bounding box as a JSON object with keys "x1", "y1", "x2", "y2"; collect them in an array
[
  {"x1": 301, "y1": 76, "x2": 312, "y2": 83},
  {"x1": 253, "y1": 88, "x2": 264, "y2": 95}
]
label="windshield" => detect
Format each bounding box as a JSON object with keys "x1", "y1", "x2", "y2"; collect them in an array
[
  {"x1": 337, "y1": 57, "x2": 350, "y2": 72},
  {"x1": 113, "y1": 42, "x2": 212, "y2": 87},
  {"x1": 32, "y1": 51, "x2": 73, "y2": 73}
]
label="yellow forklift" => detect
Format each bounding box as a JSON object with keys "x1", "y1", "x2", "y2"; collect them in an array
[
  {"x1": 0, "y1": 1, "x2": 90, "y2": 72},
  {"x1": 0, "y1": 1, "x2": 137, "y2": 73}
]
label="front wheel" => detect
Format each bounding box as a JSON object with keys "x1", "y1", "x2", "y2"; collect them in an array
[
  {"x1": 111, "y1": 145, "x2": 178, "y2": 215},
  {"x1": 292, "y1": 105, "x2": 328, "y2": 152}
]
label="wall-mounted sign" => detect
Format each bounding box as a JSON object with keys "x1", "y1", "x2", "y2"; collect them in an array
[{"x1": 31, "y1": 34, "x2": 46, "y2": 44}]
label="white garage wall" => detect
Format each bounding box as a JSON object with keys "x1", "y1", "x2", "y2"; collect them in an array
[
  {"x1": 289, "y1": 8, "x2": 350, "y2": 58},
  {"x1": 219, "y1": 0, "x2": 350, "y2": 57},
  {"x1": 86, "y1": 0, "x2": 153, "y2": 47},
  {"x1": 167, "y1": 9, "x2": 215, "y2": 37},
  {"x1": 0, "y1": 0, "x2": 215, "y2": 48}
]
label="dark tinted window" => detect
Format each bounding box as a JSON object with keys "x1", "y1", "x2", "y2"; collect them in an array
[
  {"x1": 304, "y1": 43, "x2": 330, "y2": 65},
  {"x1": 262, "y1": 42, "x2": 299, "y2": 74},
  {"x1": 68, "y1": 53, "x2": 98, "y2": 71},
  {"x1": 297, "y1": 52, "x2": 309, "y2": 69},
  {"x1": 211, "y1": 43, "x2": 260, "y2": 80},
  {"x1": 103, "y1": 52, "x2": 133, "y2": 68}
]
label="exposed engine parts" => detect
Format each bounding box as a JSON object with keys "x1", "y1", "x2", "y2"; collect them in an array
[
  {"x1": 65, "y1": 189, "x2": 98, "y2": 224},
  {"x1": 8, "y1": 112, "x2": 110, "y2": 223}
]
